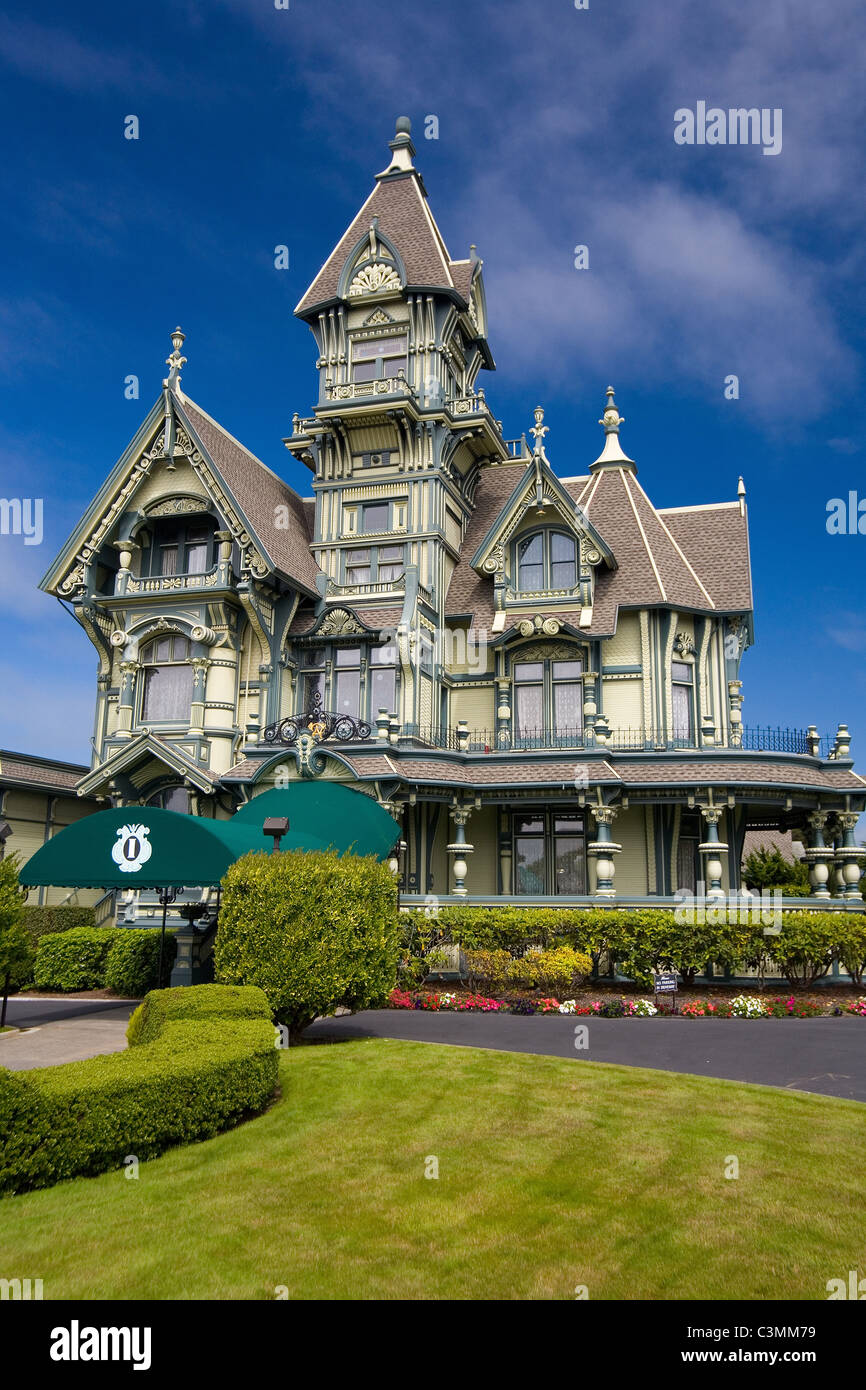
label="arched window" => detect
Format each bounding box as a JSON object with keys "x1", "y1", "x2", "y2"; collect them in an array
[
  {"x1": 140, "y1": 634, "x2": 193, "y2": 721},
  {"x1": 146, "y1": 786, "x2": 191, "y2": 814},
  {"x1": 515, "y1": 530, "x2": 577, "y2": 592},
  {"x1": 145, "y1": 516, "x2": 216, "y2": 577}
]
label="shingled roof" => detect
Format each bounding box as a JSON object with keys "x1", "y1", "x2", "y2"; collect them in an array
[
  {"x1": 179, "y1": 397, "x2": 321, "y2": 595},
  {"x1": 444, "y1": 458, "x2": 752, "y2": 634}
]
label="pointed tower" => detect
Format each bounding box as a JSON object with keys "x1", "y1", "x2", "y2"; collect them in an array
[{"x1": 285, "y1": 118, "x2": 512, "y2": 722}]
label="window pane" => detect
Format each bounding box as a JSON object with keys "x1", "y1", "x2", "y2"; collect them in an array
[
  {"x1": 515, "y1": 817, "x2": 544, "y2": 834},
  {"x1": 515, "y1": 838, "x2": 546, "y2": 894},
  {"x1": 334, "y1": 669, "x2": 360, "y2": 716},
  {"x1": 303, "y1": 671, "x2": 324, "y2": 708},
  {"x1": 551, "y1": 559, "x2": 576, "y2": 588},
  {"x1": 353, "y1": 335, "x2": 407, "y2": 361},
  {"x1": 673, "y1": 683, "x2": 693, "y2": 740},
  {"x1": 518, "y1": 563, "x2": 544, "y2": 590},
  {"x1": 515, "y1": 683, "x2": 543, "y2": 733},
  {"x1": 672, "y1": 661, "x2": 693, "y2": 683},
  {"x1": 347, "y1": 565, "x2": 372, "y2": 584},
  {"x1": 677, "y1": 838, "x2": 698, "y2": 893},
  {"x1": 155, "y1": 638, "x2": 171, "y2": 662},
  {"x1": 335, "y1": 647, "x2": 360, "y2": 667},
  {"x1": 162, "y1": 786, "x2": 190, "y2": 814},
  {"x1": 186, "y1": 543, "x2": 208, "y2": 574},
  {"x1": 371, "y1": 666, "x2": 396, "y2": 714},
  {"x1": 379, "y1": 545, "x2": 404, "y2": 561},
  {"x1": 554, "y1": 814, "x2": 583, "y2": 832},
  {"x1": 160, "y1": 546, "x2": 178, "y2": 576},
  {"x1": 377, "y1": 562, "x2": 403, "y2": 582},
  {"x1": 346, "y1": 548, "x2": 370, "y2": 564},
  {"x1": 172, "y1": 637, "x2": 190, "y2": 659},
  {"x1": 513, "y1": 663, "x2": 543, "y2": 682},
  {"x1": 352, "y1": 359, "x2": 376, "y2": 383},
  {"x1": 553, "y1": 681, "x2": 583, "y2": 733},
  {"x1": 142, "y1": 664, "x2": 193, "y2": 721},
  {"x1": 384, "y1": 356, "x2": 407, "y2": 376},
  {"x1": 551, "y1": 532, "x2": 575, "y2": 562},
  {"x1": 362, "y1": 504, "x2": 389, "y2": 532},
  {"x1": 307, "y1": 648, "x2": 325, "y2": 666},
  {"x1": 554, "y1": 834, "x2": 585, "y2": 894},
  {"x1": 518, "y1": 534, "x2": 543, "y2": 563},
  {"x1": 552, "y1": 661, "x2": 583, "y2": 679}
]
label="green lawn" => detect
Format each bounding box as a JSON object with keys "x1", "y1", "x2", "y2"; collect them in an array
[{"x1": 3, "y1": 1039, "x2": 865, "y2": 1300}]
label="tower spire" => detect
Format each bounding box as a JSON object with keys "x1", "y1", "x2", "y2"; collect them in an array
[{"x1": 590, "y1": 385, "x2": 636, "y2": 471}]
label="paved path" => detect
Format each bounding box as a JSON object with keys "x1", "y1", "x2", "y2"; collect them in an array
[
  {"x1": 3, "y1": 996, "x2": 138, "y2": 1028},
  {"x1": 305, "y1": 1011, "x2": 866, "y2": 1102},
  {"x1": 0, "y1": 1002, "x2": 135, "y2": 1071}
]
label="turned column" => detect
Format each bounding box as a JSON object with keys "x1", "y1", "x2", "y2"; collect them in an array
[
  {"x1": 804, "y1": 811, "x2": 832, "y2": 899},
  {"x1": 447, "y1": 806, "x2": 474, "y2": 897},
  {"x1": 835, "y1": 812, "x2": 862, "y2": 901},
  {"x1": 588, "y1": 805, "x2": 621, "y2": 899},
  {"x1": 699, "y1": 807, "x2": 728, "y2": 900}
]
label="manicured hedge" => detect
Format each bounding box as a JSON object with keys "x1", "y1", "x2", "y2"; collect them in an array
[
  {"x1": 426, "y1": 905, "x2": 866, "y2": 989},
  {"x1": 20, "y1": 905, "x2": 96, "y2": 944},
  {"x1": 0, "y1": 984, "x2": 277, "y2": 1196},
  {"x1": 32, "y1": 927, "x2": 124, "y2": 991},
  {"x1": 104, "y1": 928, "x2": 177, "y2": 997},
  {"x1": 215, "y1": 849, "x2": 400, "y2": 1039}
]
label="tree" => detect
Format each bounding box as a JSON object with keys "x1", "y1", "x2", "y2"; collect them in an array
[
  {"x1": 742, "y1": 845, "x2": 811, "y2": 894},
  {"x1": 0, "y1": 855, "x2": 33, "y2": 1026}
]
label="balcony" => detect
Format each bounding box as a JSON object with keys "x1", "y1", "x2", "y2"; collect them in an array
[
  {"x1": 396, "y1": 724, "x2": 836, "y2": 756},
  {"x1": 325, "y1": 376, "x2": 413, "y2": 402},
  {"x1": 118, "y1": 561, "x2": 230, "y2": 597}
]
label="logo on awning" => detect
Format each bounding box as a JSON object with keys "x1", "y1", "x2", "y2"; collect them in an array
[{"x1": 111, "y1": 824, "x2": 153, "y2": 873}]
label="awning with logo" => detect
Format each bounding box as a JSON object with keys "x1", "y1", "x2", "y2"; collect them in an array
[
  {"x1": 18, "y1": 786, "x2": 401, "y2": 890},
  {"x1": 18, "y1": 807, "x2": 267, "y2": 890}
]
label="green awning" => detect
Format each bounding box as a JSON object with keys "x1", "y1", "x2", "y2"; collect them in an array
[
  {"x1": 19, "y1": 807, "x2": 267, "y2": 890},
  {"x1": 232, "y1": 783, "x2": 400, "y2": 860}
]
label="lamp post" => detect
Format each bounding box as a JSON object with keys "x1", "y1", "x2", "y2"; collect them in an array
[
  {"x1": 263, "y1": 817, "x2": 290, "y2": 854},
  {"x1": 157, "y1": 886, "x2": 179, "y2": 988}
]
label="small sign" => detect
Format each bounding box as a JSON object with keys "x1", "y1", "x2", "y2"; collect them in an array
[
  {"x1": 653, "y1": 972, "x2": 678, "y2": 993},
  {"x1": 111, "y1": 823, "x2": 153, "y2": 874}
]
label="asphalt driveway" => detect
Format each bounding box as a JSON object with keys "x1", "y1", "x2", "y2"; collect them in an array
[
  {"x1": 1, "y1": 997, "x2": 137, "y2": 1071},
  {"x1": 304, "y1": 1011, "x2": 866, "y2": 1102}
]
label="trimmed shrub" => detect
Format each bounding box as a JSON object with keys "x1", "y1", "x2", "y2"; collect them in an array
[
  {"x1": 464, "y1": 948, "x2": 512, "y2": 993},
  {"x1": 1, "y1": 854, "x2": 33, "y2": 1020},
  {"x1": 20, "y1": 905, "x2": 96, "y2": 944},
  {"x1": 504, "y1": 946, "x2": 592, "y2": 993},
  {"x1": 742, "y1": 846, "x2": 811, "y2": 893},
  {"x1": 834, "y1": 917, "x2": 866, "y2": 987},
  {"x1": 761, "y1": 912, "x2": 857, "y2": 988},
  {"x1": 32, "y1": 927, "x2": 125, "y2": 992},
  {"x1": 215, "y1": 849, "x2": 401, "y2": 1039},
  {"x1": 103, "y1": 928, "x2": 177, "y2": 997},
  {"x1": 0, "y1": 984, "x2": 277, "y2": 1196}
]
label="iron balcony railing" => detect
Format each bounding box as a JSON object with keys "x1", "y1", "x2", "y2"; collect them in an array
[{"x1": 396, "y1": 725, "x2": 835, "y2": 756}]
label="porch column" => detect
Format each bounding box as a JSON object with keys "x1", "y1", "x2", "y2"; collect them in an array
[
  {"x1": 447, "y1": 806, "x2": 473, "y2": 897},
  {"x1": 116, "y1": 660, "x2": 140, "y2": 739},
  {"x1": 189, "y1": 658, "x2": 211, "y2": 736},
  {"x1": 699, "y1": 807, "x2": 728, "y2": 900},
  {"x1": 804, "y1": 811, "x2": 832, "y2": 899},
  {"x1": 836, "y1": 812, "x2": 864, "y2": 901},
  {"x1": 588, "y1": 805, "x2": 621, "y2": 899}
]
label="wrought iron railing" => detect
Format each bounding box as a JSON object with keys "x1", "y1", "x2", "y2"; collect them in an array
[{"x1": 397, "y1": 724, "x2": 835, "y2": 755}]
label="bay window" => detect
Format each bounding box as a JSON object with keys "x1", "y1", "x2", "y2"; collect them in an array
[
  {"x1": 350, "y1": 333, "x2": 408, "y2": 384},
  {"x1": 141, "y1": 635, "x2": 193, "y2": 721}
]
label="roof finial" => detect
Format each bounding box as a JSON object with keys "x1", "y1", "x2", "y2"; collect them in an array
[
  {"x1": 600, "y1": 386, "x2": 624, "y2": 435},
  {"x1": 164, "y1": 327, "x2": 186, "y2": 392},
  {"x1": 590, "y1": 385, "x2": 636, "y2": 472},
  {"x1": 737, "y1": 476, "x2": 747, "y2": 516},
  {"x1": 379, "y1": 116, "x2": 416, "y2": 177},
  {"x1": 530, "y1": 406, "x2": 549, "y2": 458}
]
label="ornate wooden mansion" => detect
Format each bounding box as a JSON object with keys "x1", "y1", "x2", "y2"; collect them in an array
[{"x1": 40, "y1": 119, "x2": 865, "y2": 911}]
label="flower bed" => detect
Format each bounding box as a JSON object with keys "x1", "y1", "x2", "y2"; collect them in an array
[{"x1": 386, "y1": 987, "x2": 866, "y2": 1018}]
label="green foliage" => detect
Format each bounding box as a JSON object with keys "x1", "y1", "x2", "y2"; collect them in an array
[
  {"x1": 215, "y1": 850, "x2": 401, "y2": 1038},
  {"x1": 762, "y1": 911, "x2": 864, "y2": 988},
  {"x1": 33, "y1": 926, "x2": 125, "y2": 992},
  {"x1": 834, "y1": 916, "x2": 866, "y2": 987},
  {"x1": 464, "y1": 948, "x2": 512, "y2": 993},
  {"x1": 103, "y1": 929, "x2": 177, "y2": 997},
  {"x1": 20, "y1": 905, "x2": 96, "y2": 944},
  {"x1": 0, "y1": 984, "x2": 277, "y2": 1196},
  {"x1": 0, "y1": 855, "x2": 33, "y2": 1017},
  {"x1": 504, "y1": 946, "x2": 593, "y2": 993},
  {"x1": 742, "y1": 846, "x2": 810, "y2": 892}
]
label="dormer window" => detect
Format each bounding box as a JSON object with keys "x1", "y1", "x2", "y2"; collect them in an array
[
  {"x1": 146, "y1": 517, "x2": 216, "y2": 577},
  {"x1": 515, "y1": 530, "x2": 577, "y2": 592},
  {"x1": 350, "y1": 333, "x2": 408, "y2": 384}
]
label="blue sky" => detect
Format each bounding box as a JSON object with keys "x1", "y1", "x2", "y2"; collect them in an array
[{"x1": 0, "y1": 0, "x2": 864, "y2": 763}]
